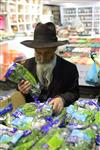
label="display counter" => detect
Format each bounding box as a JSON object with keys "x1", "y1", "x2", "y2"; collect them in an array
[{"x1": 0, "y1": 90, "x2": 99, "y2": 150}]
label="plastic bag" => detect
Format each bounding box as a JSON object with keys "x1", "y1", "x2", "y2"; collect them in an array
[
  {"x1": 98, "y1": 69, "x2": 100, "y2": 85},
  {"x1": 86, "y1": 62, "x2": 98, "y2": 85}
]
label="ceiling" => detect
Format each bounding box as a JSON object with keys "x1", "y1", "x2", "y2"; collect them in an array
[{"x1": 42, "y1": 0, "x2": 100, "y2": 5}]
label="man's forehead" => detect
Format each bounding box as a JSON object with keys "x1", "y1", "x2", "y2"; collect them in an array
[{"x1": 35, "y1": 47, "x2": 56, "y2": 52}]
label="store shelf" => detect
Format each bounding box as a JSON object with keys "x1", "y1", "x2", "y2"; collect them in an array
[
  {"x1": 0, "y1": 0, "x2": 43, "y2": 34},
  {"x1": 60, "y1": 6, "x2": 100, "y2": 35}
]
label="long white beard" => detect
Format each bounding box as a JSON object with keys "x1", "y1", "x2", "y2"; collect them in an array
[{"x1": 36, "y1": 56, "x2": 56, "y2": 88}]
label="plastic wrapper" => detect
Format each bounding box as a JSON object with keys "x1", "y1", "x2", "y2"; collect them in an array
[
  {"x1": 65, "y1": 102, "x2": 96, "y2": 128},
  {"x1": 75, "y1": 99, "x2": 99, "y2": 111},
  {"x1": 1, "y1": 97, "x2": 99, "y2": 149},
  {"x1": 5, "y1": 106, "x2": 35, "y2": 130},
  {"x1": 6, "y1": 102, "x2": 53, "y2": 130},
  {"x1": 14, "y1": 129, "x2": 43, "y2": 150},
  {"x1": 96, "y1": 135, "x2": 100, "y2": 146},
  {"x1": 93, "y1": 111, "x2": 100, "y2": 128},
  {"x1": 0, "y1": 101, "x2": 13, "y2": 125},
  {"x1": 40, "y1": 119, "x2": 59, "y2": 134},
  {"x1": 36, "y1": 103, "x2": 53, "y2": 118},
  {"x1": 54, "y1": 108, "x2": 67, "y2": 128},
  {"x1": 0, "y1": 103, "x2": 13, "y2": 116},
  {"x1": 31, "y1": 128, "x2": 68, "y2": 150},
  {"x1": 13, "y1": 140, "x2": 34, "y2": 150},
  {"x1": 12, "y1": 103, "x2": 38, "y2": 117},
  {"x1": 11, "y1": 116, "x2": 34, "y2": 130},
  {"x1": 66, "y1": 127, "x2": 96, "y2": 150},
  {"x1": 0, "y1": 124, "x2": 17, "y2": 133},
  {"x1": 0, "y1": 143, "x2": 10, "y2": 150},
  {"x1": 5, "y1": 63, "x2": 41, "y2": 98},
  {"x1": 12, "y1": 102, "x2": 53, "y2": 119},
  {"x1": 0, "y1": 124, "x2": 23, "y2": 146}
]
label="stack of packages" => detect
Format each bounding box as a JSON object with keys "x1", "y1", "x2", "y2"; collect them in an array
[
  {"x1": 0, "y1": 63, "x2": 100, "y2": 150},
  {"x1": 0, "y1": 97, "x2": 100, "y2": 149},
  {"x1": 0, "y1": 97, "x2": 100, "y2": 150},
  {"x1": 63, "y1": 37, "x2": 100, "y2": 65}
]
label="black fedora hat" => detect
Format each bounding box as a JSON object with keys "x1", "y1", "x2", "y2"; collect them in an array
[{"x1": 21, "y1": 22, "x2": 69, "y2": 48}]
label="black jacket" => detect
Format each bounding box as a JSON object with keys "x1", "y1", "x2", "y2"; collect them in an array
[{"x1": 23, "y1": 55, "x2": 79, "y2": 107}]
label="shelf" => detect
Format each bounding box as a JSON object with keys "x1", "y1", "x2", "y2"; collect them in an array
[
  {"x1": 0, "y1": 12, "x2": 7, "y2": 15},
  {"x1": 60, "y1": 6, "x2": 100, "y2": 35},
  {"x1": 81, "y1": 20, "x2": 92, "y2": 22},
  {"x1": 0, "y1": 1, "x2": 43, "y2": 34},
  {"x1": 63, "y1": 13, "x2": 76, "y2": 16},
  {"x1": 78, "y1": 13, "x2": 92, "y2": 15}
]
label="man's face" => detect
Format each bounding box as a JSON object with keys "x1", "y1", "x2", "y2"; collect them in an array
[{"x1": 35, "y1": 47, "x2": 56, "y2": 64}]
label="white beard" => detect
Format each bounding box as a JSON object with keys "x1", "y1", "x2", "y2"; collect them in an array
[{"x1": 36, "y1": 56, "x2": 56, "y2": 88}]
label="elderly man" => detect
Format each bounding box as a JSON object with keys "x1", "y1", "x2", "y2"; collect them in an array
[{"x1": 18, "y1": 22, "x2": 79, "y2": 114}]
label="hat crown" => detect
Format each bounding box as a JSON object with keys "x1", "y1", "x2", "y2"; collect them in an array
[
  {"x1": 21, "y1": 22, "x2": 69, "y2": 48},
  {"x1": 34, "y1": 22, "x2": 57, "y2": 43}
]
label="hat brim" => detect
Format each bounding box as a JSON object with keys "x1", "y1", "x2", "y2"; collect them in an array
[{"x1": 21, "y1": 40, "x2": 69, "y2": 48}]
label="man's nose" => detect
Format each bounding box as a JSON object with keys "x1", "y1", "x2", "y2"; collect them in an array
[{"x1": 40, "y1": 55, "x2": 45, "y2": 62}]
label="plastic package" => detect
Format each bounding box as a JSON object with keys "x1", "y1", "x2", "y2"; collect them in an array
[{"x1": 5, "y1": 63, "x2": 41, "y2": 100}]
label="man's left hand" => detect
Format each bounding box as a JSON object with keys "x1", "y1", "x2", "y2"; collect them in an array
[{"x1": 49, "y1": 96, "x2": 64, "y2": 115}]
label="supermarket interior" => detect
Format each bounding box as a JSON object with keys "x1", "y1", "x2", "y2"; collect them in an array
[{"x1": 0, "y1": 0, "x2": 100, "y2": 149}]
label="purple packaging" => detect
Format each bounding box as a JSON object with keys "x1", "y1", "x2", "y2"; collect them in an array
[{"x1": 0, "y1": 103, "x2": 13, "y2": 115}]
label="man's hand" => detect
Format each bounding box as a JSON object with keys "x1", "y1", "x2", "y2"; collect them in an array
[
  {"x1": 18, "y1": 80, "x2": 32, "y2": 94},
  {"x1": 49, "y1": 96, "x2": 64, "y2": 115}
]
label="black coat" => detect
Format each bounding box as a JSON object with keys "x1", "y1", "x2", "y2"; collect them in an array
[{"x1": 23, "y1": 55, "x2": 79, "y2": 107}]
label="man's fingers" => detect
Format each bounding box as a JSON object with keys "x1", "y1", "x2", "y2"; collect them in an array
[
  {"x1": 19, "y1": 80, "x2": 25, "y2": 85},
  {"x1": 21, "y1": 81, "x2": 31, "y2": 89},
  {"x1": 23, "y1": 86, "x2": 31, "y2": 94},
  {"x1": 53, "y1": 102, "x2": 58, "y2": 111},
  {"x1": 49, "y1": 97, "x2": 64, "y2": 115},
  {"x1": 18, "y1": 80, "x2": 31, "y2": 94},
  {"x1": 49, "y1": 99, "x2": 54, "y2": 105}
]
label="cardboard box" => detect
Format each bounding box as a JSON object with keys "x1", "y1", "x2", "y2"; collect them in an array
[
  {"x1": 0, "y1": 90, "x2": 25, "y2": 111},
  {"x1": 10, "y1": 91, "x2": 25, "y2": 110}
]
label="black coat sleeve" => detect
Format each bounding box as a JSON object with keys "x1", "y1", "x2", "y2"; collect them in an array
[{"x1": 60, "y1": 65, "x2": 79, "y2": 107}]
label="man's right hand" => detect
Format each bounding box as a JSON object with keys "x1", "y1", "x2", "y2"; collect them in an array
[{"x1": 18, "y1": 80, "x2": 32, "y2": 94}]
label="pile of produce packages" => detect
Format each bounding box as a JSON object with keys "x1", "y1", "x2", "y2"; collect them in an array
[
  {"x1": 0, "y1": 63, "x2": 100, "y2": 150},
  {"x1": 61, "y1": 38, "x2": 100, "y2": 65}
]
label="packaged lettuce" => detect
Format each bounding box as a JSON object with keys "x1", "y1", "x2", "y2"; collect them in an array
[
  {"x1": 66, "y1": 128, "x2": 96, "y2": 150},
  {"x1": 16, "y1": 129, "x2": 42, "y2": 146},
  {"x1": 66, "y1": 140, "x2": 93, "y2": 150},
  {"x1": 32, "y1": 117, "x2": 46, "y2": 130},
  {"x1": 31, "y1": 128, "x2": 67, "y2": 150},
  {"x1": 67, "y1": 128, "x2": 96, "y2": 143},
  {"x1": 11, "y1": 115, "x2": 34, "y2": 130},
  {"x1": 36, "y1": 103, "x2": 53, "y2": 118},
  {"x1": 13, "y1": 140, "x2": 34, "y2": 150},
  {"x1": 12, "y1": 103, "x2": 38, "y2": 117},
  {"x1": 0, "y1": 124, "x2": 17, "y2": 133},
  {"x1": 54, "y1": 108, "x2": 67, "y2": 128},
  {"x1": 93, "y1": 112, "x2": 100, "y2": 128},
  {"x1": 0, "y1": 103, "x2": 13, "y2": 116},
  {"x1": 0, "y1": 125, "x2": 23, "y2": 146},
  {"x1": 5, "y1": 63, "x2": 41, "y2": 98},
  {"x1": 66, "y1": 104, "x2": 95, "y2": 127},
  {"x1": 41, "y1": 119, "x2": 59, "y2": 134},
  {"x1": 20, "y1": 103, "x2": 38, "y2": 112},
  {"x1": 0, "y1": 143, "x2": 10, "y2": 150},
  {"x1": 75, "y1": 99, "x2": 99, "y2": 111},
  {"x1": 14, "y1": 129, "x2": 43, "y2": 150}
]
